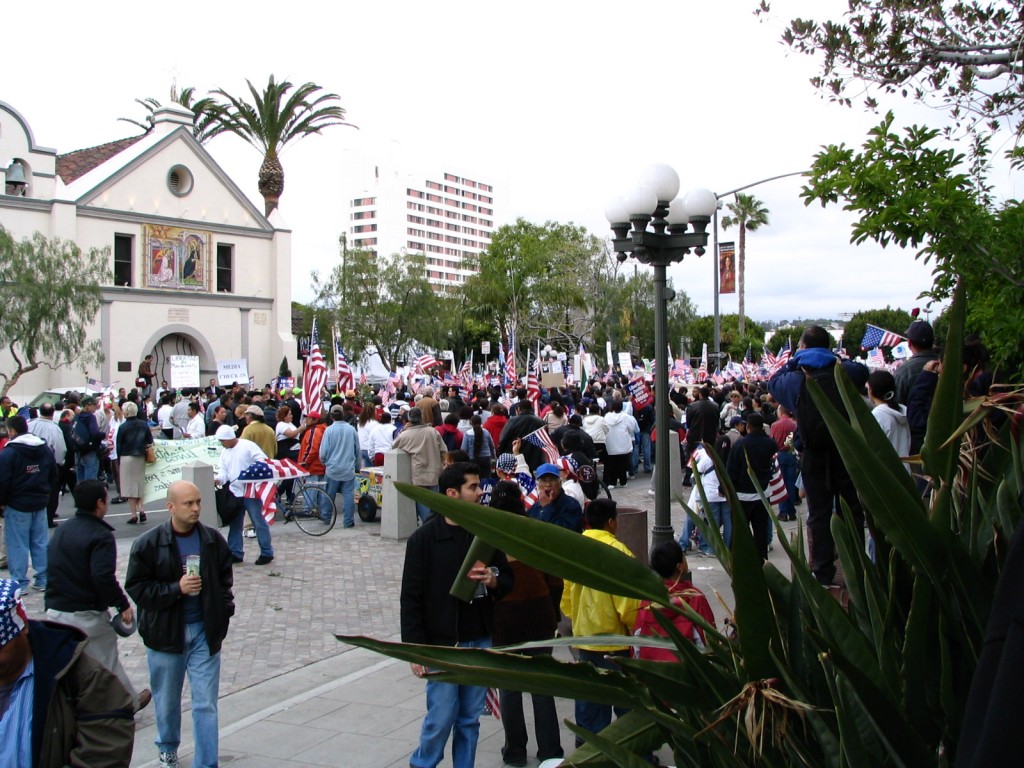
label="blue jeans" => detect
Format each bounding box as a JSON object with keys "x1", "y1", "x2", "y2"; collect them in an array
[
  {"x1": 228, "y1": 496, "x2": 273, "y2": 560},
  {"x1": 777, "y1": 450, "x2": 799, "y2": 518},
  {"x1": 148, "y1": 622, "x2": 221, "y2": 768},
  {"x1": 639, "y1": 431, "x2": 653, "y2": 472},
  {"x1": 325, "y1": 476, "x2": 356, "y2": 527},
  {"x1": 75, "y1": 450, "x2": 99, "y2": 483},
  {"x1": 575, "y1": 649, "x2": 629, "y2": 744},
  {"x1": 412, "y1": 637, "x2": 491, "y2": 768},
  {"x1": 416, "y1": 484, "x2": 439, "y2": 524},
  {"x1": 3, "y1": 507, "x2": 48, "y2": 589},
  {"x1": 706, "y1": 500, "x2": 733, "y2": 553}
]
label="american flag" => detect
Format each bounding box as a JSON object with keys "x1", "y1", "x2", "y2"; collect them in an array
[
  {"x1": 300, "y1": 319, "x2": 327, "y2": 418},
  {"x1": 768, "y1": 458, "x2": 788, "y2": 505},
  {"x1": 861, "y1": 324, "x2": 904, "y2": 350},
  {"x1": 672, "y1": 358, "x2": 686, "y2": 378},
  {"x1": 504, "y1": 342, "x2": 516, "y2": 383},
  {"x1": 380, "y1": 380, "x2": 395, "y2": 408},
  {"x1": 867, "y1": 347, "x2": 885, "y2": 367},
  {"x1": 336, "y1": 344, "x2": 354, "y2": 393},
  {"x1": 526, "y1": 354, "x2": 541, "y2": 407},
  {"x1": 774, "y1": 339, "x2": 792, "y2": 371},
  {"x1": 698, "y1": 343, "x2": 708, "y2": 382},
  {"x1": 484, "y1": 687, "x2": 501, "y2": 719},
  {"x1": 458, "y1": 358, "x2": 472, "y2": 389},
  {"x1": 523, "y1": 426, "x2": 559, "y2": 463},
  {"x1": 358, "y1": 369, "x2": 368, "y2": 387},
  {"x1": 682, "y1": 359, "x2": 694, "y2": 383},
  {"x1": 763, "y1": 345, "x2": 777, "y2": 370},
  {"x1": 414, "y1": 354, "x2": 440, "y2": 375},
  {"x1": 237, "y1": 459, "x2": 309, "y2": 524},
  {"x1": 712, "y1": 368, "x2": 725, "y2": 385}
]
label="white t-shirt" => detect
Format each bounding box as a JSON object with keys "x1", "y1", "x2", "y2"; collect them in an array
[
  {"x1": 157, "y1": 404, "x2": 174, "y2": 430},
  {"x1": 185, "y1": 413, "x2": 206, "y2": 440}
]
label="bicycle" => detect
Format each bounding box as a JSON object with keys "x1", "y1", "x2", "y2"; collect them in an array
[{"x1": 280, "y1": 476, "x2": 337, "y2": 536}]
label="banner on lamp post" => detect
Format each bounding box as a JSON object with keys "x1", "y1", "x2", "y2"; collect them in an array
[{"x1": 719, "y1": 241, "x2": 736, "y2": 295}]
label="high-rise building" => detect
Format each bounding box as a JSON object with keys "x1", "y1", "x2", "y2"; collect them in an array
[{"x1": 347, "y1": 166, "x2": 495, "y2": 292}]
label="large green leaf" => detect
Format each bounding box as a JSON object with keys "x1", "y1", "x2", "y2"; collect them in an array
[
  {"x1": 336, "y1": 635, "x2": 650, "y2": 708},
  {"x1": 806, "y1": 373, "x2": 956, "y2": 604},
  {"x1": 564, "y1": 715, "x2": 667, "y2": 768},
  {"x1": 702, "y1": 446, "x2": 781, "y2": 681},
  {"x1": 921, "y1": 281, "x2": 966, "y2": 484},
  {"x1": 395, "y1": 483, "x2": 669, "y2": 604}
]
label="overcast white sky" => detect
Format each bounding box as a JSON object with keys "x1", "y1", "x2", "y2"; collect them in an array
[{"x1": 6, "y1": 0, "x2": 1019, "y2": 323}]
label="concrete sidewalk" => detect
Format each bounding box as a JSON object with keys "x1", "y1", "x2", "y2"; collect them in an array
[{"x1": 15, "y1": 470, "x2": 802, "y2": 767}]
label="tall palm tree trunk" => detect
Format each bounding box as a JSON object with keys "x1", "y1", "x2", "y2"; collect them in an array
[
  {"x1": 258, "y1": 155, "x2": 285, "y2": 216},
  {"x1": 738, "y1": 224, "x2": 747, "y2": 336}
]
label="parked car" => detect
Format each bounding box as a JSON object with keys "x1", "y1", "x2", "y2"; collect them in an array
[{"x1": 27, "y1": 387, "x2": 102, "y2": 409}]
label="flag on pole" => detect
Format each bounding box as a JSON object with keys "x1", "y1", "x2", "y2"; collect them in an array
[
  {"x1": 414, "y1": 354, "x2": 440, "y2": 375},
  {"x1": 767, "y1": 458, "x2": 788, "y2": 505},
  {"x1": 861, "y1": 324, "x2": 904, "y2": 350},
  {"x1": 300, "y1": 320, "x2": 327, "y2": 417},
  {"x1": 698, "y1": 343, "x2": 708, "y2": 382},
  {"x1": 358, "y1": 369, "x2": 368, "y2": 387},
  {"x1": 523, "y1": 426, "x2": 559, "y2": 463},
  {"x1": 336, "y1": 345, "x2": 354, "y2": 393},
  {"x1": 526, "y1": 351, "x2": 541, "y2": 407},
  {"x1": 458, "y1": 354, "x2": 473, "y2": 389},
  {"x1": 774, "y1": 338, "x2": 792, "y2": 371}
]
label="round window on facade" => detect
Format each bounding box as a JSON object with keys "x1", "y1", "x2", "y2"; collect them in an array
[{"x1": 167, "y1": 165, "x2": 194, "y2": 197}]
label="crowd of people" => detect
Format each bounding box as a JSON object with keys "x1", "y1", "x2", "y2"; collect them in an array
[{"x1": 0, "y1": 317, "x2": 995, "y2": 767}]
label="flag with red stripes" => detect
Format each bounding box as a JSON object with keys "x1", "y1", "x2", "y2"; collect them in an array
[
  {"x1": 237, "y1": 459, "x2": 309, "y2": 524},
  {"x1": 415, "y1": 354, "x2": 440, "y2": 375},
  {"x1": 767, "y1": 457, "x2": 788, "y2": 505},
  {"x1": 484, "y1": 687, "x2": 501, "y2": 719},
  {"x1": 523, "y1": 426, "x2": 559, "y2": 463},
  {"x1": 300, "y1": 319, "x2": 328, "y2": 417},
  {"x1": 526, "y1": 353, "x2": 541, "y2": 407}
]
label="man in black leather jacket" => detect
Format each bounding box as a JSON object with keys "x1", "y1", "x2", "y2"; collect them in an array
[{"x1": 125, "y1": 480, "x2": 234, "y2": 768}]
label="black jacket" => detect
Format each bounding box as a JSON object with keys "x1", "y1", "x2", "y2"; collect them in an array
[
  {"x1": 727, "y1": 431, "x2": 778, "y2": 494},
  {"x1": 497, "y1": 413, "x2": 547, "y2": 471},
  {"x1": 46, "y1": 512, "x2": 130, "y2": 614},
  {"x1": 125, "y1": 520, "x2": 235, "y2": 654},
  {"x1": 0, "y1": 435, "x2": 58, "y2": 510},
  {"x1": 115, "y1": 418, "x2": 153, "y2": 458},
  {"x1": 685, "y1": 399, "x2": 720, "y2": 449},
  {"x1": 401, "y1": 515, "x2": 513, "y2": 647}
]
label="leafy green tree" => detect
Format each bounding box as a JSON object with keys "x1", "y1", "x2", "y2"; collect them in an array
[
  {"x1": 0, "y1": 227, "x2": 105, "y2": 396},
  {"x1": 313, "y1": 247, "x2": 437, "y2": 372},
  {"x1": 803, "y1": 113, "x2": 1024, "y2": 374},
  {"x1": 686, "y1": 314, "x2": 765, "y2": 362},
  {"x1": 591, "y1": 268, "x2": 696, "y2": 360},
  {"x1": 463, "y1": 219, "x2": 606, "y2": 362},
  {"x1": 720, "y1": 193, "x2": 770, "y2": 336},
  {"x1": 212, "y1": 76, "x2": 352, "y2": 216},
  {"x1": 759, "y1": 0, "x2": 1024, "y2": 154},
  {"x1": 842, "y1": 306, "x2": 915, "y2": 357}
]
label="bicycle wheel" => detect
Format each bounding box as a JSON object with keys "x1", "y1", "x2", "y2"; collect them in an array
[{"x1": 284, "y1": 487, "x2": 337, "y2": 536}]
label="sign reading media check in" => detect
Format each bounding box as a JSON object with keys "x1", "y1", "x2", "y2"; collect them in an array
[{"x1": 217, "y1": 359, "x2": 249, "y2": 386}]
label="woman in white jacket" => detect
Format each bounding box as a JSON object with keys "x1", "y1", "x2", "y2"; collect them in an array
[{"x1": 603, "y1": 400, "x2": 638, "y2": 487}]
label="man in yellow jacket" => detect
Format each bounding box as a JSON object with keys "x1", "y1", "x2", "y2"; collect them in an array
[{"x1": 560, "y1": 498, "x2": 641, "y2": 744}]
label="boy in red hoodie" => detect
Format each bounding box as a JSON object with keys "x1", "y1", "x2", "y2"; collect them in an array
[{"x1": 634, "y1": 540, "x2": 716, "y2": 661}]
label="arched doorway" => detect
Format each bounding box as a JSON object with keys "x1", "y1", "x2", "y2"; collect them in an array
[{"x1": 140, "y1": 326, "x2": 216, "y2": 390}]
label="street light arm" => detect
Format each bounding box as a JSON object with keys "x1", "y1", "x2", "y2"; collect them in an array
[{"x1": 716, "y1": 170, "x2": 807, "y2": 200}]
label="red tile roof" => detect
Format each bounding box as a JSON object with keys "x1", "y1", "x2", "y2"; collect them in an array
[{"x1": 56, "y1": 135, "x2": 145, "y2": 185}]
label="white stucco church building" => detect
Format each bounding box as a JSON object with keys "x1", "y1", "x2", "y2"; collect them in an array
[{"x1": 0, "y1": 100, "x2": 293, "y2": 402}]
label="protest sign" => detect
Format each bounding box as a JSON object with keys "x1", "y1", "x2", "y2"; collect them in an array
[
  {"x1": 217, "y1": 359, "x2": 249, "y2": 386},
  {"x1": 627, "y1": 377, "x2": 653, "y2": 409},
  {"x1": 169, "y1": 355, "x2": 200, "y2": 389},
  {"x1": 143, "y1": 436, "x2": 224, "y2": 505}
]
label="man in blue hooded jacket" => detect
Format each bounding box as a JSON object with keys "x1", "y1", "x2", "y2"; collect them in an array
[{"x1": 768, "y1": 326, "x2": 868, "y2": 586}]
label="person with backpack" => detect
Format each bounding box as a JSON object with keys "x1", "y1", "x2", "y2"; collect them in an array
[
  {"x1": 71, "y1": 397, "x2": 104, "y2": 482},
  {"x1": 768, "y1": 326, "x2": 869, "y2": 586}
]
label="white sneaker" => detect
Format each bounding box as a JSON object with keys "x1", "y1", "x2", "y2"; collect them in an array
[
  {"x1": 158, "y1": 753, "x2": 178, "y2": 768},
  {"x1": 243, "y1": 528, "x2": 257, "y2": 538}
]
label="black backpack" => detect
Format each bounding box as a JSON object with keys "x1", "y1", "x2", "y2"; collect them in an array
[{"x1": 796, "y1": 364, "x2": 847, "y2": 451}]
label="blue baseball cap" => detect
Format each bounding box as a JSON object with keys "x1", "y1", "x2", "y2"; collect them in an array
[{"x1": 535, "y1": 463, "x2": 561, "y2": 478}]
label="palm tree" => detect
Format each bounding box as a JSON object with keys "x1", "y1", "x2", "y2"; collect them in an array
[
  {"x1": 721, "y1": 193, "x2": 770, "y2": 336},
  {"x1": 117, "y1": 86, "x2": 226, "y2": 145},
  {"x1": 212, "y1": 76, "x2": 353, "y2": 216}
]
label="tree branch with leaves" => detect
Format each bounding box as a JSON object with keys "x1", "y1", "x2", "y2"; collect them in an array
[{"x1": 0, "y1": 227, "x2": 106, "y2": 397}]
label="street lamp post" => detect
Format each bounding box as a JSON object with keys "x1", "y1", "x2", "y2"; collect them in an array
[{"x1": 606, "y1": 164, "x2": 716, "y2": 548}]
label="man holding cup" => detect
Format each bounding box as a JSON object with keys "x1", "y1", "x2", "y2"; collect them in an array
[{"x1": 126, "y1": 480, "x2": 235, "y2": 768}]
